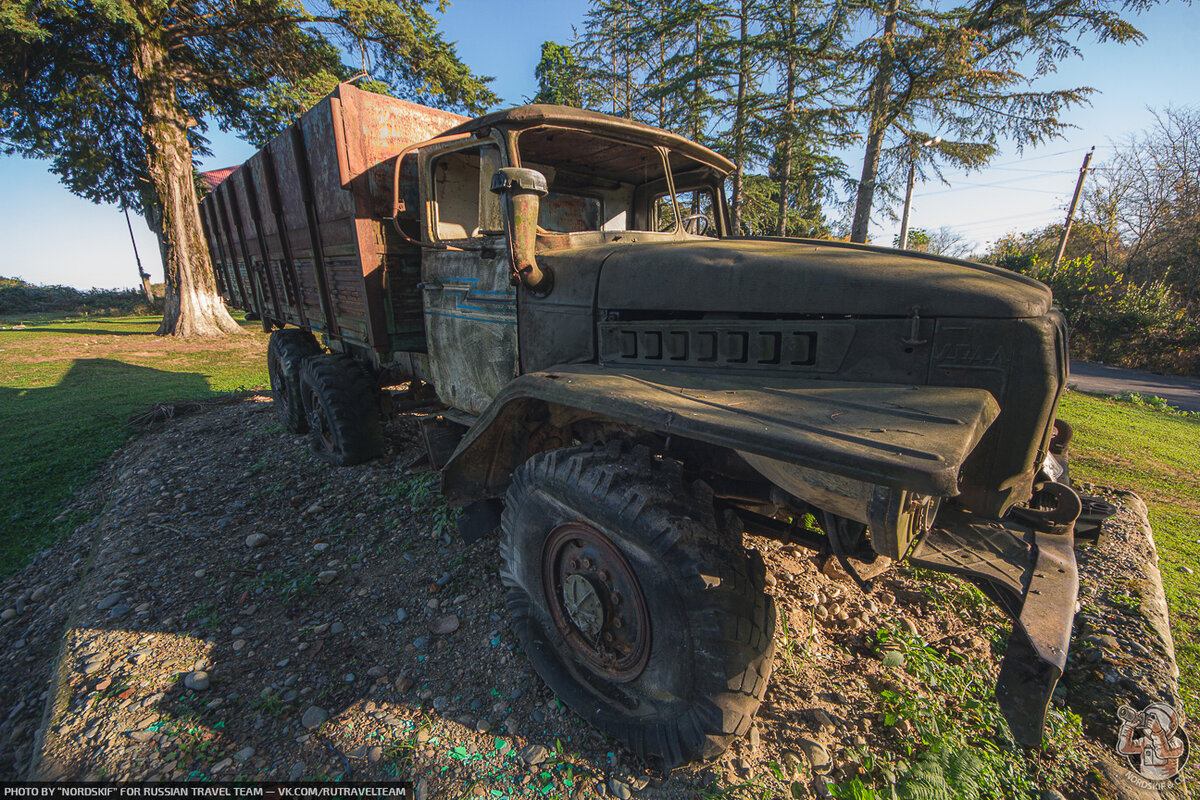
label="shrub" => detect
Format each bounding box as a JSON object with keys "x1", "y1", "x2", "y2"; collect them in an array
[
  {"x1": 1001, "y1": 258, "x2": 1200, "y2": 375},
  {"x1": 0, "y1": 276, "x2": 157, "y2": 316}
]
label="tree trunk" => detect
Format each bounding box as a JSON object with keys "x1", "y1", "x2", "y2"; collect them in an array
[
  {"x1": 776, "y1": 0, "x2": 797, "y2": 237},
  {"x1": 850, "y1": 0, "x2": 900, "y2": 244},
  {"x1": 730, "y1": 0, "x2": 749, "y2": 234},
  {"x1": 130, "y1": 20, "x2": 244, "y2": 337}
]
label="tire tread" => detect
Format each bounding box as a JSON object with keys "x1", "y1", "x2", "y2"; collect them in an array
[{"x1": 499, "y1": 443, "x2": 775, "y2": 767}]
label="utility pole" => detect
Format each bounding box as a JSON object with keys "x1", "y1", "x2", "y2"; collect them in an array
[
  {"x1": 1051, "y1": 146, "x2": 1095, "y2": 270},
  {"x1": 898, "y1": 137, "x2": 940, "y2": 249},
  {"x1": 123, "y1": 206, "x2": 154, "y2": 303}
]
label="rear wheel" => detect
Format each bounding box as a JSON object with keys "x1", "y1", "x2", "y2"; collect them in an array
[
  {"x1": 267, "y1": 329, "x2": 320, "y2": 433},
  {"x1": 500, "y1": 443, "x2": 775, "y2": 767},
  {"x1": 298, "y1": 354, "x2": 384, "y2": 465}
]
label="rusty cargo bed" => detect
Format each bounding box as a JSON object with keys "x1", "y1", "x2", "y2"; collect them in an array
[{"x1": 198, "y1": 84, "x2": 467, "y2": 361}]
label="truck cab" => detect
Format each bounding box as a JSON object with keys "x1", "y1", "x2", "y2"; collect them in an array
[{"x1": 407, "y1": 107, "x2": 733, "y2": 415}]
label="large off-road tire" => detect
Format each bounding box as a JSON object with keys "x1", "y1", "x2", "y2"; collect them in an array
[
  {"x1": 500, "y1": 443, "x2": 775, "y2": 767},
  {"x1": 298, "y1": 354, "x2": 384, "y2": 466},
  {"x1": 267, "y1": 329, "x2": 320, "y2": 433}
]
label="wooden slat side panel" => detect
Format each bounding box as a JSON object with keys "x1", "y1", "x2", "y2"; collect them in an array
[
  {"x1": 245, "y1": 152, "x2": 299, "y2": 318},
  {"x1": 267, "y1": 132, "x2": 328, "y2": 331},
  {"x1": 214, "y1": 184, "x2": 253, "y2": 313}
]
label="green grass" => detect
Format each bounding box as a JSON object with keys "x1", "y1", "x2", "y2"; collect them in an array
[
  {"x1": 0, "y1": 314, "x2": 269, "y2": 574},
  {"x1": 1058, "y1": 390, "x2": 1200, "y2": 711}
]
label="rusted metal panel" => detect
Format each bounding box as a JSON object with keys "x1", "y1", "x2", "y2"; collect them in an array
[
  {"x1": 199, "y1": 200, "x2": 233, "y2": 304},
  {"x1": 227, "y1": 171, "x2": 274, "y2": 319},
  {"x1": 197, "y1": 205, "x2": 227, "y2": 298},
  {"x1": 197, "y1": 82, "x2": 466, "y2": 355},
  {"x1": 254, "y1": 147, "x2": 306, "y2": 325},
  {"x1": 337, "y1": 85, "x2": 468, "y2": 218},
  {"x1": 290, "y1": 124, "x2": 340, "y2": 338},
  {"x1": 422, "y1": 246, "x2": 519, "y2": 414},
  {"x1": 299, "y1": 98, "x2": 356, "y2": 225},
  {"x1": 441, "y1": 104, "x2": 734, "y2": 175},
  {"x1": 213, "y1": 184, "x2": 253, "y2": 314},
  {"x1": 239, "y1": 165, "x2": 284, "y2": 323},
  {"x1": 244, "y1": 151, "x2": 295, "y2": 316}
]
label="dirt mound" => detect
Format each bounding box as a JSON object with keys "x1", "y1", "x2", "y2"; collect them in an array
[{"x1": 0, "y1": 397, "x2": 1183, "y2": 797}]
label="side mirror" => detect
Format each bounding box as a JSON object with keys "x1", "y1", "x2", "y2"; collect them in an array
[{"x1": 490, "y1": 168, "x2": 551, "y2": 293}]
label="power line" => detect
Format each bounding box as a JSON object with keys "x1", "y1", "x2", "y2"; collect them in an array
[
  {"x1": 982, "y1": 144, "x2": 1116, "y2": 170},
  {"x1": 935, "y1": 206, "x2": 1064, "y2": 229},
  {"x1": 985, "y1": 166, "x2": 1076, "y2": 174},
  {"x1": 918, "y1": 173, "x2": 1071, "y2": 195},
  {"x1": 922, "y1": 181, "x2": 1067, "y2": 196}
]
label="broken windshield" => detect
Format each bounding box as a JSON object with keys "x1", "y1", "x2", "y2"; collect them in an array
[{"x1": 514, "y1": 126, "x2": 726, "y2": 236}]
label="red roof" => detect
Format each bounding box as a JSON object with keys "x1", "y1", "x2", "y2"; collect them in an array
[{"x1": 200, "y1": 166, "x2": 238, "y2": 192}]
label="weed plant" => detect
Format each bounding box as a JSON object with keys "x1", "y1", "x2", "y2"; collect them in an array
[{"x1": 393, "y1": 472, "x2": 458, "y2": 537}]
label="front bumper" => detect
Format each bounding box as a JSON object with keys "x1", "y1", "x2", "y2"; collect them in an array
[{"x1": 910, "y1": 483, "x2": 1081, "y2": 746}]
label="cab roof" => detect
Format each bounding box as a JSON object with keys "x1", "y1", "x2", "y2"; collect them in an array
[{"x1": 441, "y1": 105, "x2": 735, "y2": 175}]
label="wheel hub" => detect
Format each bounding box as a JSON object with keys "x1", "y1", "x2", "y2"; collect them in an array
[
  {"x1": 542, "y1": 522, "x2": 650, "y2": 682},
  {"x1": 562, "y1": 574, "x2": 604, "y2": 638},
  {"x1": 308, "y1": 394, "x2": 333, "y2": 451}
]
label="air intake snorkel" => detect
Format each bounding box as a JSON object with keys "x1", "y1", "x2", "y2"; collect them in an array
[{"x1": 490, "y1": 167, "x2": 551, "y2": 294}]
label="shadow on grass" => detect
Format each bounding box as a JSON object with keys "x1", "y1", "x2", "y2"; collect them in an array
[
  {"x1": 0, "y1": 358, "x2": 212, "y2": 574},
  {"x1": 18, "y1": 327, "x2": 153, "y2": 337}
]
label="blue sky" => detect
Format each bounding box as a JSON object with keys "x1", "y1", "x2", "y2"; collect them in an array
[{"x1": 0, "y1": 0, "x2": 1196, "y2": 289}]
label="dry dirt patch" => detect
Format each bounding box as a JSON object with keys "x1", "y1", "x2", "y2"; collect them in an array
[{"x1": 0, "y1": 397, "x2": 1182, "y2": 798}]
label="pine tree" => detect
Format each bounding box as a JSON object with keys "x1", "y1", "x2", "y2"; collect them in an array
[
  {"x1": 847, "y1": 0, "x2": 1151, "y2": 243},
  {"x1": 1, "y1": 1, "x2": 496, "y2": 336},
  {"x1": 533, "y1": 42, "x2": 584, "y2": 106},
  {"x1": 760, "y1": 0, "x2": 855, "y2": 236}
]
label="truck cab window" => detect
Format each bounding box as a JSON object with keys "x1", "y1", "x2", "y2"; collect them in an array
[
  {"x1": 654, "y1": 188, "x2": 717, "y2": 235},
  {"x1": 430, "y1": 144, "x2": 502, "y2": 241},
  {"x1": 538, "y1": 190, "x2": 603, "y2": 232},
  {"x1": 517, "y1": 127, "x2": 707, "y2": 234}
]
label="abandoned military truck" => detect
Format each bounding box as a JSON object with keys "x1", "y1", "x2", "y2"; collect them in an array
[{"x1": 199, "y1": 83, "x2": 1108, "y2": 767}]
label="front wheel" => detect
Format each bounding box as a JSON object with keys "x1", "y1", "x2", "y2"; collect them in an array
[{"x1": 500, "y1": 443, "x2": 775, "y2": 767}]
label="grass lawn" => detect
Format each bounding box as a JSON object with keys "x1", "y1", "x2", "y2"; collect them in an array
[
  {"x1": 1058, "y1": 391, "x2": 1200, "y2": 712},
  {"x1": 0, "y1": 314, "x2": 269, "y2": 574}
]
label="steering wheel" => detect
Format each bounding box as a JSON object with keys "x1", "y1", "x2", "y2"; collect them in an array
[{"x1": 681, "y1": 213, "x2": 714, "y2": 236}]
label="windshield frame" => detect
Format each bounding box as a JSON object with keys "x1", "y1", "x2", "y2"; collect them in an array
[{"x1": 508, "y1": 124, "x2": 727, "y2": 237}]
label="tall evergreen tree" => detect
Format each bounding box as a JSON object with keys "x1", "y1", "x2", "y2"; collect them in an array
[
  {"x1": 578, "y1": 0, "x2": 650, "y2": 118},
  {"x1": 760, "y1": 0, "x2": 855, "y2": 236},
  {"x1": 574, "y1": 0, "x2": 858, "y2": 237},
  {"x1": 1, "y1": 1, "x2": 496, "y2": 336},
  {"x1": 645, "y1": 0, "x2": 728, "y2": 145},
  {"x1": 533, "y1": 41, "x2": 583, "y2": 106},
  {"x1": 847, "y1": 0, "x2": 1152, "y2": 243},
  {"x1": 707, "y1": 0, "x2": 770, "y2": 232}
]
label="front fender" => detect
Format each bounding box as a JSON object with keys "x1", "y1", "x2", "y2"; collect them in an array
[{"x1": 441, "y1": 364, "x2": 999, "y2": 507}]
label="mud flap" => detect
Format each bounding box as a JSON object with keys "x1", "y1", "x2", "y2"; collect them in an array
[{"x1": 909, "y1": 487, "x2": 1079, "y2": 747}]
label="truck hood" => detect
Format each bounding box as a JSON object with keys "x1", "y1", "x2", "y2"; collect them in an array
[{"x1": 582, "y1": 238, "x2": 1052, "y2": 319}]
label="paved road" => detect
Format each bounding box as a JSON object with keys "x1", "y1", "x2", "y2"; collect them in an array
[{"x1": 1069, "y1": 360, "x2": 1200, "y2": 413}]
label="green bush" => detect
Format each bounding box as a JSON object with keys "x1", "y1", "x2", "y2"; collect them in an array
[
  {"x1": 0, "y1": 276, "x2": 156, "y2": 317},
  {"x1": 1004, "y1": 258, "x2": 1200, "y2": 374}
]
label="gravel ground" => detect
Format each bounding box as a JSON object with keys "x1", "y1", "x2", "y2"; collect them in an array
[{"x1": 0, "y1": 395, "x2": 1183, "y2": 798}]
